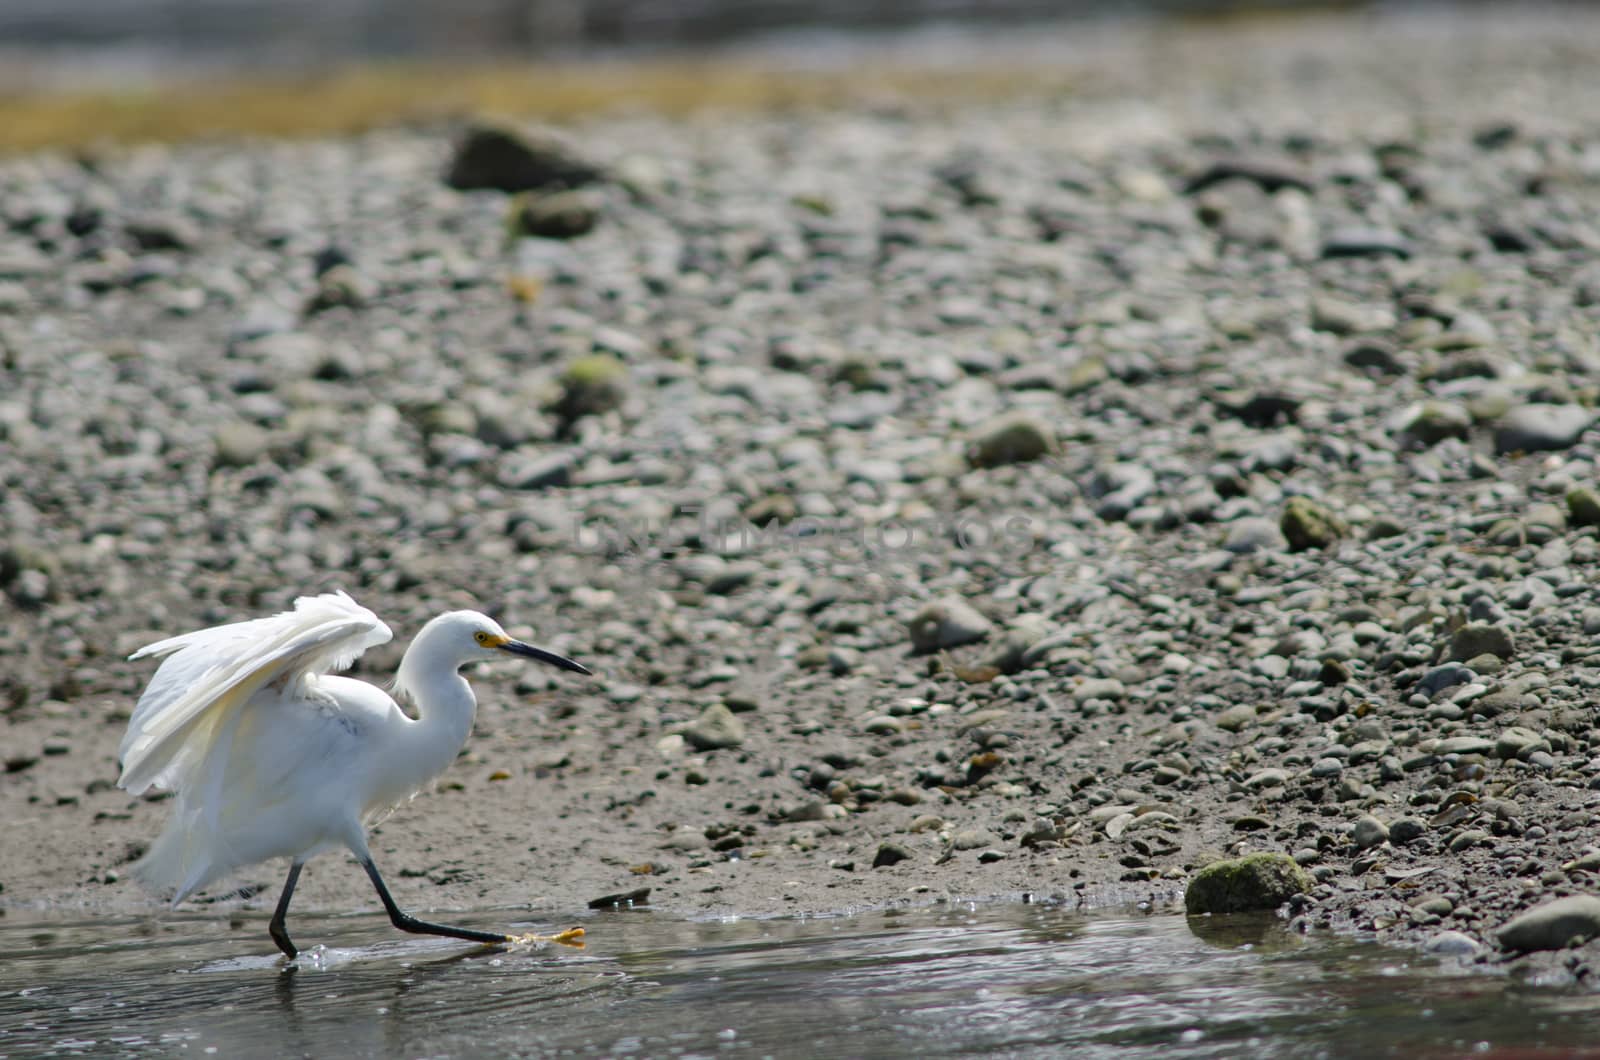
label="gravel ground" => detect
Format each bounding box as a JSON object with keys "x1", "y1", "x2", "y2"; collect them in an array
[{"x1": 7, "y1": 6, "x2": 1600, "y2": 983}]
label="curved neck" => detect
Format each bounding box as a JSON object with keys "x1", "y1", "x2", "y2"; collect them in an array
[{"x1": 391, "y1": 626, "x2": 479, "y2": 784}]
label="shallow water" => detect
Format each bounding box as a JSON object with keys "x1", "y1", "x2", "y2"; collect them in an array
[{"x1": 2, "y1": 901, "x2": 1598, "y2": 1058}]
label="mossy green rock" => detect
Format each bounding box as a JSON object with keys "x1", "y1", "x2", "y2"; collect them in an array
[
  {"x1": 1567, "y1": 486, "x2": 1600, "y2": 527},
  {"x1": 555, "y1": 354, "x2": 627, "y2": 421},
  {"x1": 968, "y1": 412, "x2": 1054, "y2": 468},
  {"x1": 1280, "y1": 497, "x2": 1347, "y2": 551},
  {"x1": 1185, "y1": 852, "x2": 1313, "y2": 914}
]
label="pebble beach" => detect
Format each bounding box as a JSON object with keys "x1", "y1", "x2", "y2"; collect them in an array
[{"x1": 6, "y1": 6, "x2": 1600, "y2": 983}]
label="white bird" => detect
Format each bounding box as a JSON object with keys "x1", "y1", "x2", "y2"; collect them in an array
[{"x1": 117, "y1": 590, "x2": 591, "y2": 958}]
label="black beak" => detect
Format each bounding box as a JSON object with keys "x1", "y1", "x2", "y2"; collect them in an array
[{"x1": 500, "y1": 639, "x2": 591, "y2": 675}]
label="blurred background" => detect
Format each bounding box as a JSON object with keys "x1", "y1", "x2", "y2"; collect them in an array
[
  {"x1": 0, "y1": 2, "x2": 1382, "y2": 58},
  {"x1": 0, "y1": 0, "x2": 1558, "y2": 151},
  {"x1": 0, "y1": 1, "x2": 1395, "y2": 85}
]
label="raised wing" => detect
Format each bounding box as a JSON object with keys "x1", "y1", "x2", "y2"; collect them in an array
[{"x1": 118, "y1": 591, "x2": 392, "y2": 796}]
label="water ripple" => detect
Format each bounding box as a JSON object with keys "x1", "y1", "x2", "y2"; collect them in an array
[{"x1": 0, "y1": 903, "x2": 1595, "y2": 1058}]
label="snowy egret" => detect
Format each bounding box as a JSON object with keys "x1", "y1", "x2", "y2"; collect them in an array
[{"x1": 117, "y1": 591, "x2": 591, "y2": 958}]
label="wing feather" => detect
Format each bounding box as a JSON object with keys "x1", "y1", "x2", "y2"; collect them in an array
[{"x1": 118, "y1": 591, "x2": 392, "y2": 796}]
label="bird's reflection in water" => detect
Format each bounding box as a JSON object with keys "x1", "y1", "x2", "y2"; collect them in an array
[{"x1": 268, "y1": 934, "x2": 603, "y2": 1058}]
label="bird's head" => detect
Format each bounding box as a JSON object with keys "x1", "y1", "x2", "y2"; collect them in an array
[{"x1": 439, "y1": 610, "x2": 591, "y2": 675}]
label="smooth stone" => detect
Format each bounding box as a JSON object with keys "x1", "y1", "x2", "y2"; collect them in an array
[
  {"x1": 1310, "y1": 757, "x2": 1344, "y2": 778},
  {"x1": 1495, "y1": 404, "x2": 1594, "y2": 454},
  {"x1": 1088, "y1": 804, "x2": 1139, "y2": 825},
  {"x1": 1352, "y1": 815, "x2": 1389, "y2": 850},
  {"x1": 1345, "y1": 341, "x2": 1405, "y2": 376},
  {"x1": 1414, "y1": 896, "x2": 1455, "y2": 917},
  {"x1": 1183, "y1": 157, "x2": 1314, "y2": 195},
  {"x1": 509, "y1": 188, "x2": 603, "y2": 240},
  {"x1": 784, "y1": 801, "x2": 839, "y2": 823},
  {"x1": 1074, "y1": 677, "x2": 1126, "y2": 702},
  {"x1": 1433, "y1": 736, "x2": 1496, "y2": 755},
  {"x1": 1127, "y1": 811, "x2": 1179, "y2": 832},
  {"x1": 1252, "y1": 655, "x2": 1290, "y2": 680},
  {"x1": 1398, "y1": 401, "x2": 1472, "y2": 446},
  {"x1": 984, "y1": 614, "x2": 1056, "y2": 674},
  {"x1": 1311, "y1": 295, "x2": 1394, "y2": 335},
  {"x1": 1020, "y1": 820, "x2": 1064, "y2": 846},
  {"x1": 1223, "y1": 517, "x2": 1288, "y2": 554},
  {"x1": 681, "y1": 703, "x2": 746, "y2": 751},
  {"x1": 501, "y1": 451, "x2": 573, "y2": 490},
  {"x1": 1449, "y1": 623, "x2": 1516, "y2": 662},
  {"x1": 952, "y1": 829, "x2": 997, "y2": 850},
  {"x1": 1418, "y1": 663, "x2": 1475, "y2": 697},
  {"x1": 125, "y1": 213, "x2": 200, "y2": 251},
  {"x1": 861, "y1": 714, "x2": 905, "y2": 736},
  {"x1": 1215, "y1": 704, "x2": 1257, "y2": 732},
  {"x1": 1495, "y1": 726, "x2": 1546, "y2": 760},
  {"x1": 212, "y1": 421, "x2": 272, "y2": 468},
  {"x1": 1496, "y1": 895, "x2": 1600, "y2": 952},
  {"x1": 1321, "y1": 227, "x2": 1412, "y2": 259},
  {"x1": 1244, "y1": 767, "x2": 1290, "y2": 790},
  {"x1": 1425, "y1": 930, "x2": 1483, "y2": 957},
  {"x1": 1103, "y1": 812, "x2": 1136, "y2": 840},
  {"x1": 1389, "y1": 817, "x2": 1428, "y2": 844},
  {"x1": 660, "y1": 827, "x2": 708, "y2": 852},
  {"x1": 907, "y1": 598, "x2": 993, "y2": 653}
]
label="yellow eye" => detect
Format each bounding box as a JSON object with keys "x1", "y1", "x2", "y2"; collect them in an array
[{"x1": 474, "y1": 631, "x2": 491, "y2": 645}]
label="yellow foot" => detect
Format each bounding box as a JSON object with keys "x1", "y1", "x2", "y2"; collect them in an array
[{"x1": 506, "y1": 926, "x2": 586, "y2": 949}]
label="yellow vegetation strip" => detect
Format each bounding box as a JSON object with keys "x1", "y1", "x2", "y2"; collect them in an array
[{"x1": 0, "y1": 59, "x2": 1071, "y2": 155}]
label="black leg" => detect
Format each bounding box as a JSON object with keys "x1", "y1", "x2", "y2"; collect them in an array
[
  {"x1": 270, "y1": 861, "x2": 305, "y2": 959},
  {"x1": 360, "y1": 856, "x2": 511, "y2": 948}
]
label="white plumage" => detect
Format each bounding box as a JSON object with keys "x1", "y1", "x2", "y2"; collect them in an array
[
  {"x1": 120, "y1": 591, "x2": 391, "y2": 799},
  {"x1": 118, "y1": 590, "x2": 590, "y2": 957}
]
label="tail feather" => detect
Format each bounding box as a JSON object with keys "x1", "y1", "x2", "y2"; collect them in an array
[{"x1": 133, "y1": 802, "x2": 222, "y2": 903}]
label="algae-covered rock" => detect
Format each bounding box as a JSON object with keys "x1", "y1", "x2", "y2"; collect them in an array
[
  {"x1": 1184, "y1": 852, "x2": 1313, "y2": 914},
  {"x1": 1567, "y1": 486, "x2": 1600, "y2": 527},
  {"x1": 553, "y1": 354, "x2": 627, "y2": 425},
  {"x1": 967, "y1": 412, "x2": 1054, "y2": 468},
  {"x1": 1280, "y1": 497, "x2": 1347, "y2": 551}
]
